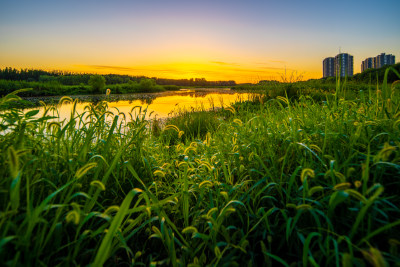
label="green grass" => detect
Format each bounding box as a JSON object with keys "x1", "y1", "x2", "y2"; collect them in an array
[{"x1": 1, "y1": 68, "x2": 400, "y2": 266}]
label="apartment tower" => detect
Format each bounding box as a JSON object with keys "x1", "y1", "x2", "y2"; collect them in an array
[
  {"x1": 323, "y1": 57, "x2": 335, "y2": 78},
  {"x1": 361, "y1": 58, "x2": 373, "y2": 72},
  {"x1": 361, "y1": 53, "x2": 395, "y2": 72},
  {"x1": 376, "y1": 53, "x2": 395, "y2": 68},
  {"x1": 323, "y1": 53, "x2": 354, "y2": 78},
  {"x1": 334, "y1": 53, "x2": 354, "y2": 77}
]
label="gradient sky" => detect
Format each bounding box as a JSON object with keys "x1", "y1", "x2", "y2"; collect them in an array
[{"x1": 1, "y1": 0, "x2": 399, "y2": 83}]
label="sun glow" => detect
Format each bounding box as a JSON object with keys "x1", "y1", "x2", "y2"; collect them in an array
[{"x1": 67, "y1": 61, "x2": 313, "y2": 83}]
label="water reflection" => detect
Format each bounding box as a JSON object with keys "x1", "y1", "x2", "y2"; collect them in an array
[{"x1": 25, "y1": 89, "x2": 255, "y2": 123}]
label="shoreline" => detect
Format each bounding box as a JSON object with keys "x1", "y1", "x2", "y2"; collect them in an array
[{"x1": 21, "y1": 87, "x2": 235, "y2": 104}]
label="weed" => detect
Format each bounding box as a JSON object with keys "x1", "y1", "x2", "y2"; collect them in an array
[{"x1": 1, "y1": 69, "x2": 400, "y2": 265}]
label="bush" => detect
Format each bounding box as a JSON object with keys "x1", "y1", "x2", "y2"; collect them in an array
[
  {"x1": 88, "y1": 75, "x2": 106, "y2": 94},
  {"x1": 139, "y1": 78, "x2": 165, "y2": 93},
  {"x1": 163, "y1": 85, "x2": 180, "y2": 91}
]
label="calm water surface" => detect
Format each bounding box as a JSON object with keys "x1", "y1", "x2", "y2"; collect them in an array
[{"x1": 28, "y1": 89, "x2": 255, "y2": 123}]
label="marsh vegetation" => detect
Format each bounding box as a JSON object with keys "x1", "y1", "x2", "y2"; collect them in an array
[{"x1": 1, "y1": 68, "x2": 400, "y2": 266}]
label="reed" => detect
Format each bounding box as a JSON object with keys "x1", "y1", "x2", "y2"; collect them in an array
[{"x1": 0, "y1": 69, "x2": 399, "y2": 266}]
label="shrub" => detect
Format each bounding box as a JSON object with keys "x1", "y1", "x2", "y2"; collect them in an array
[{"x1": 88, "y1": 75, "x2": 106, "y2": 94}]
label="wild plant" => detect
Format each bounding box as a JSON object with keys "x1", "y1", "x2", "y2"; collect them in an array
[{"x1": 1, "y1": 70, "x2": 400, "y2": 266}]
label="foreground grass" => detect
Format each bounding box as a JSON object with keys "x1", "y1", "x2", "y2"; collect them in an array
[{"x1": 1, "y1": 72, "x2": 400, "y2": 266}]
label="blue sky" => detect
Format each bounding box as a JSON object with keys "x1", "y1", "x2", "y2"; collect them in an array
[{"x1": 1, "y1": 0, "x2": 399, "y2": 82}]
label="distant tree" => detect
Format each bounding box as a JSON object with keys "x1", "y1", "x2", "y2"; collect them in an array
[
  {"x1": 139, "y1": 78, "x2": 156, "y2": 91},
  {"x1": 88, "y1": 75, "x2": 106, "y2": 93}
]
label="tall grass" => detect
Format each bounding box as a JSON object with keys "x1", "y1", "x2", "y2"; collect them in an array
[{"x1": 1, "y1": 69, "x2": 400, "y2": 266}]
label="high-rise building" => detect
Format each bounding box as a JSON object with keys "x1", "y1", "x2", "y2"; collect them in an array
[
  {"x1": 334, "y1": 53, "x2": 354, "y2": 77},
  {"x1": 322, "y1": 53, "x2": 354, "y2": 78},
  {"x1": 375, "y1": 53, "x2": 395, "y2": 68},
  {"x1": 361, "y1": 53, "x2": 395, "y2": 72},
  {"x1": 323, "y1": 57, "x2": 335, "y2": 78},
  {"x1": 361, "y1": 57, "x2": 373, "y2": 72},
  {"x1": 390, "y1": 54, "x2": 395, "y2": 65}
]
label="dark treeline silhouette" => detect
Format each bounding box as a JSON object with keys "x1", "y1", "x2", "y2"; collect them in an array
[
  {"x1": 153, "y1": 77, "x2": 236, "y2": 87},
  {"x1": 0, "y1": 67, "x2": 51, "y2": 82},
  {"x1": 351, "y1": 62, "x2": 400, "y2": 83},
  {"x1": 0, "y1": 67, "x2": 236, "y2": 87},
  {"x1": 0, "y1": 67, "x2": 146, "y2": 85}
]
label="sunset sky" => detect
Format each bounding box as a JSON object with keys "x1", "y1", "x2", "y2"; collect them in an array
[{"x1": 1, "y1": 0, "x2": 399, "y2": 83}]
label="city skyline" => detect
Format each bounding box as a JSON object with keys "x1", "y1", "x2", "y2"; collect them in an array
[{"x1": 1, "y1": 0, "x2": 399, "y2": 83}]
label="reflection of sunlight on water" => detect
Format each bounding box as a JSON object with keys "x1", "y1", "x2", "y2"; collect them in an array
[{"x1": 22, "y1": 92, "x2": 255, "y2": 125}]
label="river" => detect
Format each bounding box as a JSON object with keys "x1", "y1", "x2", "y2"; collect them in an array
[{"x1": 22, "y1": 88, "x2": 255, "y2": 123}]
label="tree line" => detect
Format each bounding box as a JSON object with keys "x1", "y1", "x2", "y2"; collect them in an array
[{"x1": 0, "y1": 67, "x2": 236, "y2": 87}]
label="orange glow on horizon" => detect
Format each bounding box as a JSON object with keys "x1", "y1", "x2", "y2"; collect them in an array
[{"x1": 61, "y1": 62, "x2": 320, "y2": 83}]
